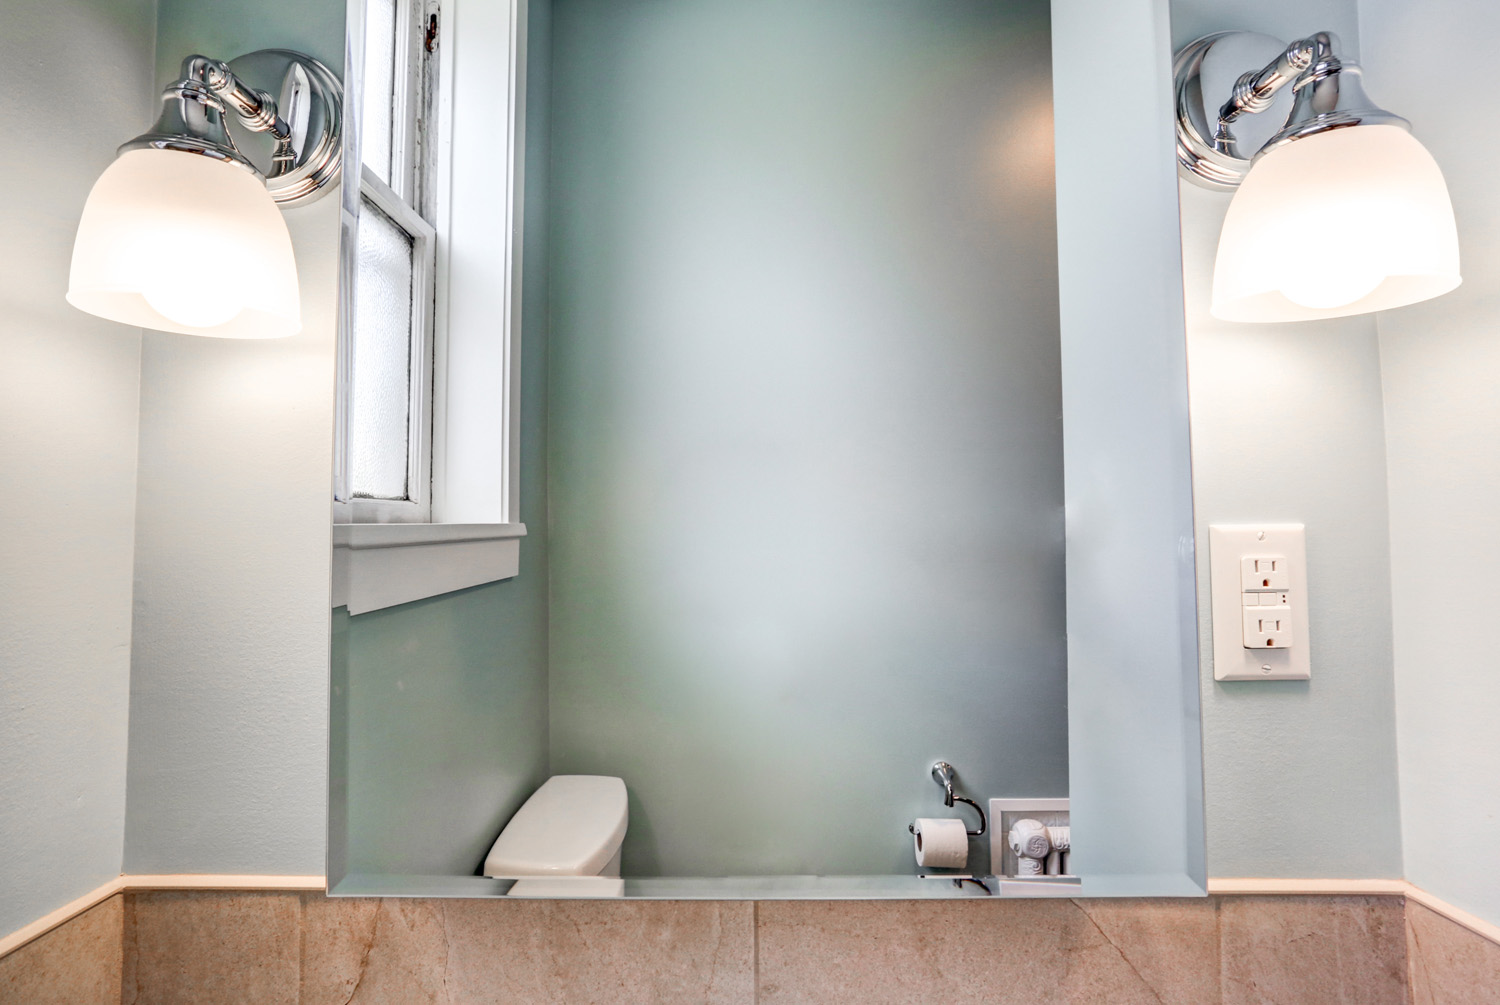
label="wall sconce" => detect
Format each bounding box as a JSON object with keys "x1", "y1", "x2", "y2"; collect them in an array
[
  {"x1": 1175, "y1": 31, "x2": 1459, "y2": 322},
  {"x1": 67, "y1": 50, "x2": 342, "y2": 338}
]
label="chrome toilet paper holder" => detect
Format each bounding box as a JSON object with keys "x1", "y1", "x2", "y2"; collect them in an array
[{"x1": 908, "y1": 760, "x2": 986, "y2": 836}]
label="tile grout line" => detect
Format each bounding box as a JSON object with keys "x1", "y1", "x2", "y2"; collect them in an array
[{"x1": 752, "y1": 900, "x2": 759, "y2": 1005}]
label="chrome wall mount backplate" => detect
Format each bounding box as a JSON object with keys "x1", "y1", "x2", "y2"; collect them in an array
[
  {"x1": 1174, "y1": 31, "x2": 1293, "y2": 190},
  {"x1": 224, "y1": 49, "x2": 343, "y2": 207}
]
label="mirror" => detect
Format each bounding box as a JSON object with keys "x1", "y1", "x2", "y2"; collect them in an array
[
  {"x1": 328, "y1": 0, "x2": 1208, "y2": 902},
  {"x1": 330, "y1": 0, "x2": 1079, "y2": 898}
]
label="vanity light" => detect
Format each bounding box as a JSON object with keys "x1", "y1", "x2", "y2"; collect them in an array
[
  {"x1": 67, "y1": 50, "x2": 343, "y2": 338},
  {"x1": 1175, "y1": 31, "x2": 1460, "y2": 322}
]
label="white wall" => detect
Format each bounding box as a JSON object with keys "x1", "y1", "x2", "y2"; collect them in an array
[
  {"x1": 1359, "y1": 0, "x2": 1500, "y2": 927},
  {"x1": 1170, "y1": 0, "x2": 1406, "y2": 878},
  {"x1": 122, "y1": 0, "x2": 343, "y2": 875},
  {"x1": 0, "y1": 0, "x2": 156, "y2": 937}
]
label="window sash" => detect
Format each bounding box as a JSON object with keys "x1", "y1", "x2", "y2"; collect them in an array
[{"x1": 335, "y1": 166, "x2": 437, "y2": 523}]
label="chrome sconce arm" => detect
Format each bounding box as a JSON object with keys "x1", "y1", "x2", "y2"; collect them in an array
[
  {"x1": 1176, "y1": 30, "x2": 1406, "y2": 189},
  {"x1": 121, "y1": 49, "x2": 343, "y2": 207}
]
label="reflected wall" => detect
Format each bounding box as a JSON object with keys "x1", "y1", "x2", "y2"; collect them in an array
[{"x1": 546, "y1": 0, "x2": 1066, "y2": 877}]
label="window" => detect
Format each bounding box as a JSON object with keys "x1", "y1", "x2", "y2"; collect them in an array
[
  {"x1": 332, "y1": 0, "x2": 530, "y2": 613},
  {"x1": 336, "y1": 0, "x2": 440, "y2": 523}
]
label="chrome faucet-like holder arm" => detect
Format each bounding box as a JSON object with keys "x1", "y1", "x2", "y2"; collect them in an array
[{"x1": 908, "y1": 760, "x2": 986, "y2": 837}]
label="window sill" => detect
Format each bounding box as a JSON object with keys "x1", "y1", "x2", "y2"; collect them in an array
[{"x1": 332, "y1": 523, "x2": 527, "y2": 614}]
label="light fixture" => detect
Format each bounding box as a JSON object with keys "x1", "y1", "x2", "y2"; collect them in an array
[
  {"x1": 1175, "y1": 31, "x2": 1460, "y2": 323},
  {"x1": 68, "y1": 50, "x2": 343, "y2": 338}
]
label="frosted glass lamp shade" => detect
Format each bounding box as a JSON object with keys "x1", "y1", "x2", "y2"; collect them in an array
[
  {"x1": 1211, "y1": 125, "x2": 1460, "y2": 322},
  {"x1": 67, "y1": 148, "x2": 301, "y2": 338}
]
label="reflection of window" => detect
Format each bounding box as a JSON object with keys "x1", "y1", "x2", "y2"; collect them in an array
[
  {"x1": 337, "y1": 0, "x2": 440, "y2": 522},
  {"x1": 331, "y1": 0, "x2": 527, "y2": 613}
]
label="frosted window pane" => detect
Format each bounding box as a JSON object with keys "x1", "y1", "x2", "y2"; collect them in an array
[
  {"x1": 362, "y1": 0, "x2": 396, "y2": 183},
  {"x1": 349, "y1": 198, "x2": 414, "y2": 500}
]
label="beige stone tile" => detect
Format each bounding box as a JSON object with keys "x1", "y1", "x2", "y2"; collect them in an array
[
  {"x1": 756, "y1": 898, "x2": 1199, "y2": 1005},
  {"x1": 0, "y1": 893, "x2": 123, "y2": 1005},
  {"x1": 300, "y1": 896, "x2": 448, "y2": 1005},
  {"x1": 1073, "y1": 898, "x2": 1221, "y2": 1003},
  {"x1": 1406, "y1": 900, "x2": 1500, "y2": 1005},
  {"x1": 1220, "y1": 895, "x2": 1407, "y2": 1005},
  {"x1": 122, "y1": 891, "x2": 299, "y2": 1005},
  {"x1": 441, "y1": 898, "x2": 753, "y2": 1004}
]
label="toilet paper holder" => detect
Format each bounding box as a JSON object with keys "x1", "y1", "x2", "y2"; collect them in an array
[{"x1": 908, "y1": 760, "x2": 986, "y2": 837}]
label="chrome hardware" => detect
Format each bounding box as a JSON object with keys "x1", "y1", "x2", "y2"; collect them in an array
[
  {"x1": 917, "y1": 873, "x2": 993, "y2": 894},
  {"x1": 1175, "y1": 30, "x2": 1408, "y2": 190},
  {"x1": 118, "y1": 48, "x2": 342, "y2": 207},
  {"x1": 908, "y1": 760, "x2": 986, "y2": 837}
]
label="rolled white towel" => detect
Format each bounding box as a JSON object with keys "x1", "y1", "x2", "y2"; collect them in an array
[
  {"x1": 1014, "y1": 855, "x2": 1044, "y2": 876},
  {"x1": 1045, "y1": 849, "x2": 1062, "y2": 876},
  {"x1": 1060, "y1": 850, "x2": 1071, "y2": 875},
  {"x1": 1047, "y1": 825, "x2": 1070, "y2": 852},
  {"x1": 1008, "y1": 818, "x2": 1051, "y2": 859}
]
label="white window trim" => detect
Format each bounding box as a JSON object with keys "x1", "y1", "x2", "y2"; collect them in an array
[
  {"x1": 334, "y1": 0, "x2": 529, "y2": 612},
  {"x1": 331, "y1": 522, "x2": 526, "y2": 614},
  {"x1": 334, "y1": 165, "x2": 437, "y2": 525}
]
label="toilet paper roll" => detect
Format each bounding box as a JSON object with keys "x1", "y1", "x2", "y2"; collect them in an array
[{"x1": 913, "y1": 818, "x2": 969, "y2": 869}]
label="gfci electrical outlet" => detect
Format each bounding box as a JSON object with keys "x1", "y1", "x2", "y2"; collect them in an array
[{"x1": 1209, "y1": 524, "x2": 1311, "y2": 681}]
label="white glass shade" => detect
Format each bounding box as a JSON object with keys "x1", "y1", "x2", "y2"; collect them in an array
[
  {"x1": 1212, "y1": 125, "x2": 1460, "y2": 323},
  {"x1": 67, "y1": 148, "x2": 300, "y2": 338}
]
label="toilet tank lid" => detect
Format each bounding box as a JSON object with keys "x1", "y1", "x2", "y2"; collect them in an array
[{"x1": 484, "y1": 776, "x2": 628, "y2": 876}]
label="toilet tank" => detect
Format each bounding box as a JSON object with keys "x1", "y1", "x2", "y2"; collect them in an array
[{"x1": 483, "y1": 775, "x2": 628, "y2": 877}]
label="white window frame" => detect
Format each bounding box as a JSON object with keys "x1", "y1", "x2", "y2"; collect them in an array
[
  {"x1": 334, "y1": 0, "x2": 441, "y2": 525},
  {"x1": 333, "y1": 0, "x2": 529, "y2": 613},
  {"x1": 335, "y1": 167, "x2": 437, "y2": 523}
]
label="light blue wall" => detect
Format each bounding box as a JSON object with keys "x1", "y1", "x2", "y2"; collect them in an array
[
  {"x1": 546, "y1": 0, "x2": 1067, "y2": 877},
  {"x1": 123, "y1": 0, "x2": 344, "y2": 875},
  {"x1": 1360, "y1": 0, "x2": 1500, "y2": 927},
  {"x1": 1050, "y1": 0, "x2": 1205, "y2": 895},
  {"x1": 0, "y1": 0, "x2": 155, "y2": 938},
  {"x1": 1169, "y1": 0, "x2": 1405, "y2": 878},
  {"x1": 330, "y1": 0, "x2": 555, "y2": 880}
]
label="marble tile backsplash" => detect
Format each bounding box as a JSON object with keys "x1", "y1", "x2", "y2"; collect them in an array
[{"x1": 2, "y1": 890, "x2": 1496, "y2": 1003}]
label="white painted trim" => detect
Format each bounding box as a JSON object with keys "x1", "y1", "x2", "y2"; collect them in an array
[
  {"x1": 0, "y1": 875, "x2": 326, "y2": 958},
  {"x1": 1209, "y1": 878, "x2": 1500, "y2": 948},
  {"x1": 1404, "y1": 883, "x2": 1500, "y2": 948},
  {"x1": 334, "y1": 522, "x2": 525, "y2": 548},
  {"x1": 124, "y1": 874, "x2": 327, "y2": 892},
  {"x1": 0, "y1": 877, "x2": 124, "y2": 959},
  {"x1": 1207, "y1": 877, "x2": 1410, "y2": 896},
  {"x1": 332, "y1": 523, "x2": 525, "y2": 614},
  {"x1": 8, "y1": 874, "x2": 1496, "y2": 961}
]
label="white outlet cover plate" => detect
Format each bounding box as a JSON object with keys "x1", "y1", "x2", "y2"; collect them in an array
[{"x1": 1209, "y1": 523, "x2": 1311, "y2": 681}]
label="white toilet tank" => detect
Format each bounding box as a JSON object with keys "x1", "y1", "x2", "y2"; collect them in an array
[{"x1": 483, "y1": 775, "x2": 628, "y2": 878}]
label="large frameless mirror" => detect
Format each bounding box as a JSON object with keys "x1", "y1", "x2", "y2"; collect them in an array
[{"x1": 328, "y1": 0, "x2": 1205, "y2": 900}]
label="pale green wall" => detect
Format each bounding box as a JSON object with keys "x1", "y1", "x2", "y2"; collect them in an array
[
  {"x1": 546, "y1": 0, "x2": 1066, "y2": 877},
  {"x1": 1362, "y1": 0, "x2": 1500, "y2": 927},
  {"x1": 0, "y1": 0, "x2": 154, "y2": 938},
  {"x1": 331, "y1": 0, "x2": 554, "y2": 879},
  {"x1": 125, "y1": 0, "x2": 343, "y2": 875},
  {"x1": 1170, "y1": 0, "x2": 1404, "y2": 879}
]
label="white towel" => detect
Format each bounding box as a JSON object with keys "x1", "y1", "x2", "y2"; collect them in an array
[
  {"x1": 1047, "y1": 825, "x2": 1070, "y2": 852},
  {"x1": 1014, "y1": 855, "x2": 1044, "y2": 876}
]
